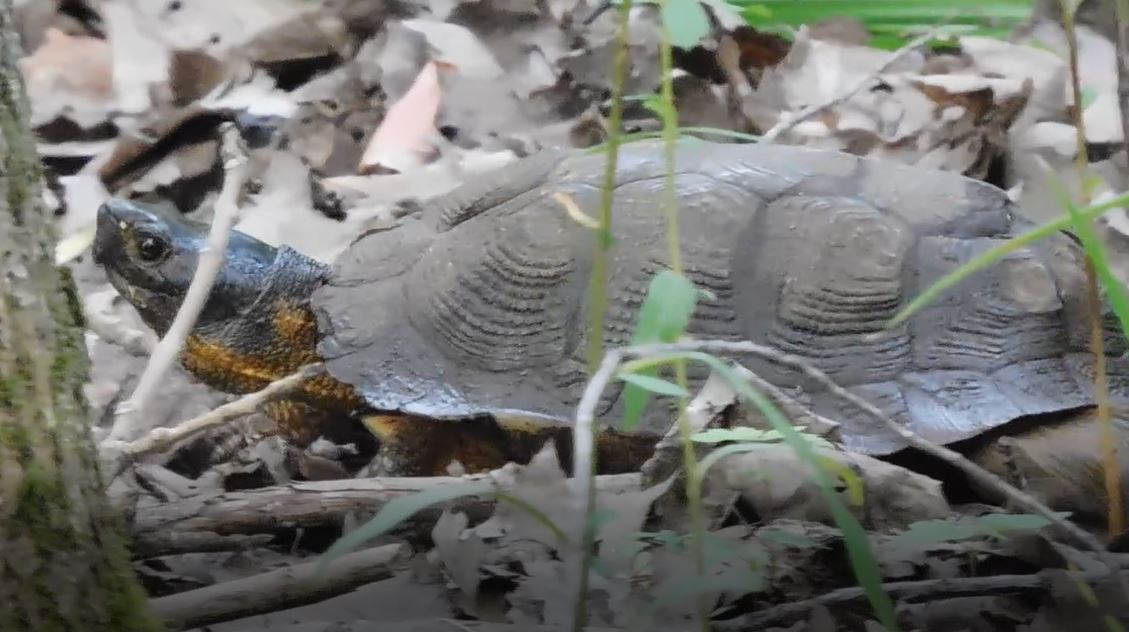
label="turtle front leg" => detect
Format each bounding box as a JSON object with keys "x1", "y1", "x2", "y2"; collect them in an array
[
  {"x1": 261, "y1": 399, "x2": 379, "y2": 473},
  {"x1": 356, "y1": 414, "x2": 659, "y2": 477}
]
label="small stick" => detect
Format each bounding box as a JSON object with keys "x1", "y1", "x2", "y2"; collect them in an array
[
  {"x1": 100, "y1": 364, "x2": 322, "y2": 479},
  {"x1": 107, "y1": 123, "x2": 250, "y2": 441},
  {"x1": 714, "y1": 568, "x2": 1127, "y2": 630},
  {"x1": 759, "y1": 27, "x2": 942, "y2": 144},
  {"x1": 1058, "y1": 0, "x2": 1124, "y2": 537},
  {"x1": 149, "y1": 543, "x2": 406, "y2": 630},
  {"x1": 568, "y1": 347, "x2": 624, "y2": 628}
]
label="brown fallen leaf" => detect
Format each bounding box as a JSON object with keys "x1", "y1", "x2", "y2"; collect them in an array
[
  {"x1": 358, "y1": 59, "x2": 444, "y2": 175},
  {"x1": 728, "y1": 25, "x2": 792, "y2": 74},
  {"x1": 19, "y1": 26, "x2": 114, "y2": 128},
  {"x1": 20, "y1": 26, "x2": 113, "y2": 97},
  {"x1": 168, "y1": 49, "x2": 229, "y2": 106}
]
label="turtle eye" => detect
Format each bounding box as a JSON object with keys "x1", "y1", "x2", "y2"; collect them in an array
[{"x1": 135, "y1": 233, "x2": 169, "y2": 263}]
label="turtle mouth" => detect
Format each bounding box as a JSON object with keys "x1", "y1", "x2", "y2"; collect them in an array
[{"x1": 104, "y1": 268, "x2": 147, "y2": 310}]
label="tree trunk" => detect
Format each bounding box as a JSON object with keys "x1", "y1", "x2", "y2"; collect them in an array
[{"x1": 0, "y1": 2, "x2": 161, "y2": 630}]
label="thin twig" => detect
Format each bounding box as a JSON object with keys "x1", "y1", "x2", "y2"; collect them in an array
[
  {"x1": 759, "y1": 26, "x2": 942, "y2": 144},
  {"x1": 713, "y1": 568, "x2": 1129, "y2": 631},
  {"x1": 573, "y1": 1, "x2": 634, "y2": 630},
  {"x1": 1059, "y1": 0, "x2": 1123, "y2": 537},
  {"x1": 654, "y1": 2, "x2": 705, "y2": 629},
  {"x1": 100, "y1": 364, "x2": 322, "y2": 479},
  {"x1": 107, "y1": 123, "x2": 251, "y2": 442},
  {"x1": 569, "y1": 348, "x2": 626, "y2": 632},
  {"x1": 149, "y1": 543, "x2": 406, "y2": 630},
  {"x1": 572, "y1": 338, "x2": 1126, "y2": 589}
]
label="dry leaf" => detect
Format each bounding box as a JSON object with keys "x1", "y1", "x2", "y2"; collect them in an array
[
  {"x1": 19, "y1": 27, "x2": 114, "y2": 128},
  {"x1": 702, "y1": 444, "x2": 950, "y2": 530},
  {"x1": 431, "y1": 509, "x2": 486, "y2": 614},
  {"x1": 358, "y1": 60, "x2": 443, "y2": 175}
]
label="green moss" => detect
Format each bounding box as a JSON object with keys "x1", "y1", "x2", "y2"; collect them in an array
[
  {"x1": 100, "y1": 538, "x2": 165, "y2": 632},
  {"x1": 0, "y1": 371, "x2": 15, "y2": 412},
  {"x1": 0, "y1": 420, "x2": 34, "y2": 465},
  {"x1": 0, "y1": 80, "x2": 41, "y2": 227},
  {"x1": 11, "y1": 462, "x2": 76, "y2": 552}
]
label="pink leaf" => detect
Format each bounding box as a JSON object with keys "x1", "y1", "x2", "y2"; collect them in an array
[{"x1": 358, "y1": 60, "x2": 444, "y2": 175}]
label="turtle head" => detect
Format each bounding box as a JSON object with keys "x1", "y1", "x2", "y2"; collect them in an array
[{"x1": 93, "y1": 198, "x2": 280, "y2": 337}]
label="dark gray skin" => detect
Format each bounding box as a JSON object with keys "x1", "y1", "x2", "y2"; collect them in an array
[{"x1": 92, "y1": 199, "x2": 327, "y2": 340}]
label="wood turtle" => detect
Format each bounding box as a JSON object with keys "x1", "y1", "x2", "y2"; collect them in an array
[{"x1": 92, "y1": 139, "x2": 1129, "y2": 477}]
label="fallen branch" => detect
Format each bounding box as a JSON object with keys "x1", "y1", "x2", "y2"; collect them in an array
[
  {"x1": 100, "y1": 364, "x2": 322, "y2": 479},
  {"x1": 149, "y1": 542, "x2": 407, "y2": 630},
  {"x1": 571, "y1": 339, "x2": 1124, "y2": 587},
  {"x1": 130, "y1": 532, "x2": 273, "y2": 560},
  {"x1": 252, "y1": 623, "x2": 622, "y2": 632},
  {"x1": 759, "y1": 26, "x2": 943, "y2": 144},
  {"x1": 713, "y1": 568, "x2": 1127, "y2": 630},
  {"x1": 131, "y1": 472, "x2": 642, "y2": 558},
  {"x1": 108, "y1": 123, "x2": 251, "y2": 442}
]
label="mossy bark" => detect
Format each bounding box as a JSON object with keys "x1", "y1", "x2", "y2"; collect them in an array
[{"x1": 0, "y1": 2, "x2": 162, "y2": 631}]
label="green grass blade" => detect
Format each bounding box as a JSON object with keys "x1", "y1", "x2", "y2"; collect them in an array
[
  {"x1": 695, "y1": 442, "x2": 775, "y2": 479},
  {"x1": 643, "y1": 350, "x2": 899, "y2": 630},
  {"x1": 1059, "y1": 197, "x2": 1129, "y2": 343},
  {"x1": 888, "y1": 191, "x2": 1129, "y2": 328},
  {"x1": 734, "y1": 0, "x2": 1031, "y2": 24},
  {"x1": 701, "y1": 353, "x2": 897, "y2": 630},
  {"x1": 318, "y1": 480, "x2": 493, "y2": 572},
  {"x1": 734, "y1": 0, "x2": 1033, "y2": 49},
  {"x1": 318, "y1": 482, "x2": 570, "y2": 576},
  {"x1": 662, "y1": 0, "x2": 711, "y2": 47},
  {"x1": 621, "y1": 270, "x2": 699, "y2": 429},
  {"x1": 618, "y1": 372, "x2": 692, "y2": 397}
]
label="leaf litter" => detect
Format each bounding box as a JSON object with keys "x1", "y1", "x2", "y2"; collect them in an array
[{"x1": 20, "y1": 0, "x2": 1129, "y2": 629}]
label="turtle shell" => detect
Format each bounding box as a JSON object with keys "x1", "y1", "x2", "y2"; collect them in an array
[{"x1": 311, "y1": 140, "x2": 1129, "y2": 455}]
